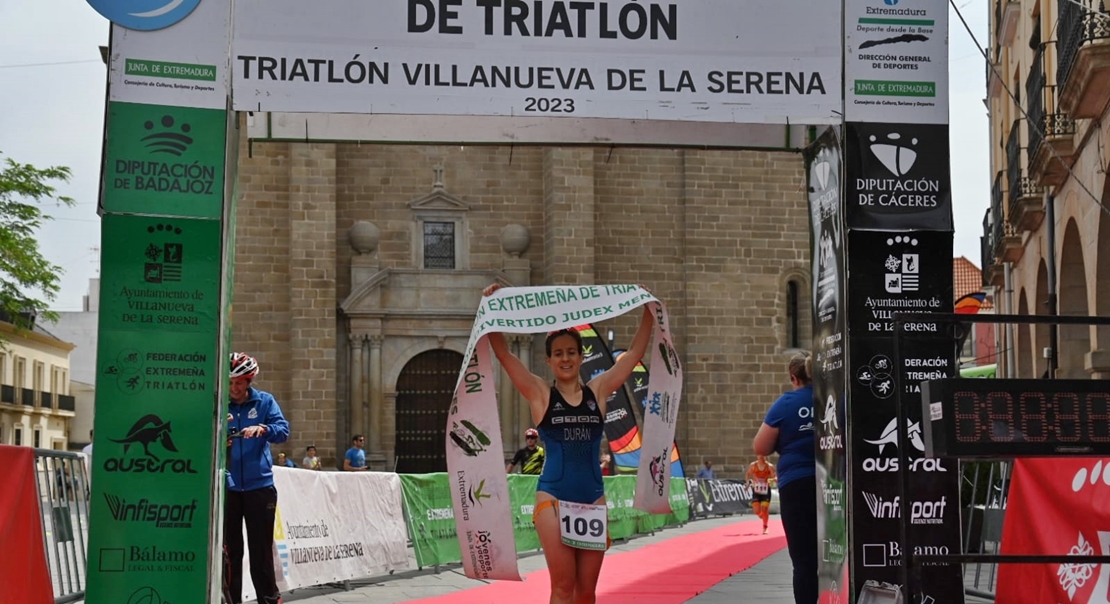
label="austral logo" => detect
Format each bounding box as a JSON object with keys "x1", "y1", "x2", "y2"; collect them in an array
[
  {"x1": 649, "y1": 448, "x2": 669, "y2": 496},
  {"x1": 861, "y1": 418, "x2": 946, "y2": 473},
  {"x1": 104, "y1": 493, "x2": 198, "y2": 528},
  {"x1": 86, "y1": 0, "x2": 201, "y2": 31},
  {"x1": 104, "y1": 414, "x2": 198, "y2": 474}
]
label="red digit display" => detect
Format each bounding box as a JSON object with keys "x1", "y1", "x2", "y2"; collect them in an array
[
  {"x1": 1053, "y1": 392, "x2": 1082, "y2": 442},
  {"x1": 1018, "y1": 392, "x2": 1048, "y2": 443},
  {"x1": 987, "y1": 391, "x2": 1014, "y2": 442},
  {"x1": 923, "y1": 379, "x2": 1110, "y2": 458},
  {"x1": 1087, "y1": 393, "x2": 1110, "y2": 443},
  {"x1": 953, "y1": 390, "x2": 981, "y2": 443}
]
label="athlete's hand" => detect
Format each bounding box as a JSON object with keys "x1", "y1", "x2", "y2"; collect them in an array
[
  {"x1": 483, "y1": 283, "x2": 502, "y2": 297},
  {"x1": 241, "y1": 425, "x2": 267, "y2": 439}
]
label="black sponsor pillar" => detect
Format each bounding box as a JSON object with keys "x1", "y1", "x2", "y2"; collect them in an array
[
  {"x1": 841, "y1": 121, "x2": 964, "y2": 603},
  {"x1": 808, "y1": 128, "x2": 851, "y2": 601}
]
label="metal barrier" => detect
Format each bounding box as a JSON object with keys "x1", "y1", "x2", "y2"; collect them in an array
[
  {"x1": 960, "y1": 459, "x2": 1010, "y2": 601},
  {"x1": 33, "y1": 448, "x2": 91, "y2": 604}
]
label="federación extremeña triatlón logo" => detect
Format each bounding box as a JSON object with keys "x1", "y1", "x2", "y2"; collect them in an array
[{"x1": 86, "y1": 0, "x2": 201, "y2": 31}]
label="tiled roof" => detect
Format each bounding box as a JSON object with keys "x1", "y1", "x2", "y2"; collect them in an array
[{"x1": 953, "y1": 256, "x2": 994, "y2": 309}]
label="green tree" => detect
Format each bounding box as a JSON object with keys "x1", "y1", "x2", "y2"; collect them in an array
[{"x1": 0, "y1": 151, "x2": 75, "y2": 332}]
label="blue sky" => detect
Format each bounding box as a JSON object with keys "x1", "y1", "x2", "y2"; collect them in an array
[{"x1": 1, "y1": 1, "x2": 989, "y2": 311}]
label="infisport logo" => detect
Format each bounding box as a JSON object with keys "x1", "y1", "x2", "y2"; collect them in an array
[
  {"x1": 104, "y1": 494, "x2": 198, "y2": 528},
  {"x1": 862, "y1": 493, "x2": 948, "y2": 524},
  {"x1": 86, "y1": 0, "x2": 201, "y2": 31}
]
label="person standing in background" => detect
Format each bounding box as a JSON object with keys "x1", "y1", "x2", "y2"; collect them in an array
[
  {"x1": 225, "y1": 352, "x2": 290, "y2": 604},
  {"x1": 507, "y1": 427, "x2": 545, "y2": 474},
  {"x1": 303, "y1": 445, "x2": 321, "y2": 470},
  {"x1": 746, "y1": 455, "x2": 777, "y2": 534},
  {"x1": 752, "y1": 352, "x2": 817, "y2": 604},
  {"x1": 696, "y1": 459, "x2": 715, "y2": 479},
  {"x1": 344, "y1": 435, "x2": 368, "y2": 471}
]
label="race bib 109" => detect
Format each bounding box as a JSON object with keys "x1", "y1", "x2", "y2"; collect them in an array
[{"x1": 559, "y1": 501, "x2": 608, "y2": 551}]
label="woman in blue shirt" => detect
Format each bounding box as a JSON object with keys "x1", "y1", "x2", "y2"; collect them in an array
[{"x1": 753, "y1": 353, "x2": 817, "y2": 604}]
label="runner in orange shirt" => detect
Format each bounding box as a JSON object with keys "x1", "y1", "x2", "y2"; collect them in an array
[{"x1": 746, "y1": 455, "x2": 777, "y2": 534}]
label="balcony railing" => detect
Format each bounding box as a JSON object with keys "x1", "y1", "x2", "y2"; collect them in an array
[
  {"x1": 0, "y1": 385, "x2": 12, "y2": 404},
  {"x1": 21, "y1": 388, "x2": 34, "y2": 407},
  {"x1": 1027, "y1": 42, "x2": 1077, "y2": 187},
  {"x1": 41, "y1": 392, "x2": 52, "y2": 408},
  {"x1": 992, "y1": 171, "x2": 1006, "y2": 255},
  {"x1": 982, "y1": 210, "x2": 995, "y2": 287},
  {"x1": 1006, "y1": 119, "x2": 1045, "y2": 230},
  {"x1": 1027, "y1": 44, "x2": 1048, "y2": 159},
  {"x1": 1058, "y1": 0, "x2": 1108, "y2": 86},
  {"x1": 991, "y1": 170, "x2": 1023, "y2": 265},
  {"x1": 1057, "y1": 0, "x2": 1110, "y2": 117},
  {"x1": 58, "y1": 395, "x2": 76, "y2": 412}
]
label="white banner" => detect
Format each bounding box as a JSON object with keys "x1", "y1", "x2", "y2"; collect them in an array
[
  {"x1": 240, "y1": 467, "x2": 410, "y2": 602},
  {"x1": 448, "y1": 285, "x2": 682, "y2": 581},
  {"x1": 109, "y1": 0, "x2": 232, "y2": 110},
  {"x1": 843, "y1": 0, "x2": 949, "y2": 124},
  {"x1": 231, "y1": 0, "x2": 841, "y2": 124}
]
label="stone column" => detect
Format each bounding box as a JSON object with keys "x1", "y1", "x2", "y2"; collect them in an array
[
  {"x1": 368, "y1": 335, "x2": 384, "y2": 457},
  {"x1": 289, "y1": 143, "x2": 337, "y2": 454},
  {"x1": 543, "y1": 148, "x2": 595, "y2": 285},
  {"x1": 518, "y1": 335, "x2": 535, "y2": 435},
  {"x1": 348, "y1": 333, "x2": 365, "y2": 441},
  {"x1": 499, "y1": 338, "x2": 518, "y2": 455},
  {"x1": 383, "y1": 391, "x2": 397, "y2": 471},
  {"x1": 1085, "y1": 349, "x2": 1110, "y2": 380}
]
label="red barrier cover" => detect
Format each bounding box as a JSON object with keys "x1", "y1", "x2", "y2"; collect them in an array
[
  {"x1": 0, "y1": 444, "x2": 54, "y2": 604},
  {"x1": 997, "y1": 458, "x2": 1110, "y2": 604}
]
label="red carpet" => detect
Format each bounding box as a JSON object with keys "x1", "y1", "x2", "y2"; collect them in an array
[{"x1": 410, "y1": 518, "x2": 786, "y2": 604}]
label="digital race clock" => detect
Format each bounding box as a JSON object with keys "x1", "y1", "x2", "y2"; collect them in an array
[{"x1": 921, "y1": 379, "x2": 1110, "y2": 458}]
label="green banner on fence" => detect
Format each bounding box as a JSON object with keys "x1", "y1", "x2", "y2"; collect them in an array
[
  {"x1": 398, "y1": 473, "x2": 461, "y2": 568},
  {"x1": 399, "y1": 473, "x2": 689, "y2": 567},
  {"x1": 508, "y1": 475, "x2": 542, "y2": 553}
]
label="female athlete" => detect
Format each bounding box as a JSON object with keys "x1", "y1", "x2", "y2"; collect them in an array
[
  {"x1": 746, "y1": 454, "x2": 777, "y2": 534},
  {"x1": 483, "y1": 283, "x2": 654, "y2": 604}
]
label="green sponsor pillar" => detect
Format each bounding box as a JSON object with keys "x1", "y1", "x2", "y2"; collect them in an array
[{"x1": 85, "y1": 2, "x2": 234, "y2": 601}]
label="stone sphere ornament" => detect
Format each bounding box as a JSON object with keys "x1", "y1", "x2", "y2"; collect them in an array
[
  {"x1": 348, "y1": 221, "x2": 380, "y2": 255},
  {"x1": 500, "y1": 224, "x2": 530, "y2": 257}
]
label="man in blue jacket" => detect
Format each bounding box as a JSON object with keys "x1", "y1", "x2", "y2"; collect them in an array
[{"x1": 225, "y1": 352, "x2": 289, "y2": 604}]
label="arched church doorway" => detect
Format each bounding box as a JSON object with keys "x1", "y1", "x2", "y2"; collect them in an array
[{"x1": 394, "y1": 349, "x2": 463, "y2": 474}]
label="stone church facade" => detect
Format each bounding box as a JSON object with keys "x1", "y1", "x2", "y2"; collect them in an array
[{"x1": 230, "y1": 137, "x2": 813, "y2": 477}]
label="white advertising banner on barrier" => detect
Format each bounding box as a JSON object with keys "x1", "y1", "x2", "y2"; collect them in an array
[
  {"x1": 108, "y1": 0, "x2": 232, "y2": 110},
  {"x1": 240, "y1": 467, "x2": 410, "y2": 602},
  {"x1": 231, "y1": 0, "x2": 841, "y2": 124},
  {"x1": 844, "y1": 0, "x2": 949, "y2": 124},
  {"x1": 447, "y1": 285, "x2": 682, "y2": 580}
]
